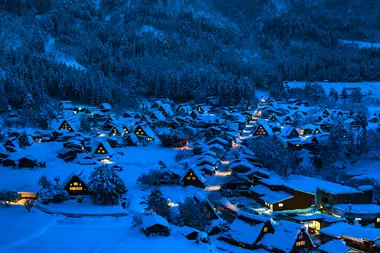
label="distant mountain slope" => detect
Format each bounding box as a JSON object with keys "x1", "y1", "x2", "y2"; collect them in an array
[{"x1": 0, "y1": 0, "x2": 379, "y2": 115}]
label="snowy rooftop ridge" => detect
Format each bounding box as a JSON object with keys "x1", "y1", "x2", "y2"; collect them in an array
[{"x1": 285, "y1": 175, "x2": 362, "y2": 195}]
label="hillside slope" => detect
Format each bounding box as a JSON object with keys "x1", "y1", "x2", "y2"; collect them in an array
[{"x1": 0, "y1": 0, "x2": 379, "y2": 116}]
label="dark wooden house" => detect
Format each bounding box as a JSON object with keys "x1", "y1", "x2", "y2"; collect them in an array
[
  {"x1": 181, "y1": 168, "x2": 205, "y2": 188},
  {"x1": 92, "y1": 141, "x2": 114, "y2": 157},
  {"x1": 142, "y1": 214, "x2": 170, "y2": 237},
  {"x1": 63, "y1": 175, "x2": 89, "y2": 196}
]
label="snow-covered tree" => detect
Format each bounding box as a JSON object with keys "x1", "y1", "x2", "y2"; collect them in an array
[
  {"x1": 80, "y1": 115, "x2": 91, "y2": 132},
  {"x1": 145, "y1": 188, "x2": 171, "y2": 220},
  {"x1": 88, "y1": 165, "x2": 127, "y2": 205},
  {"x1": 329, "y1": 88, "x2": 339, "y2": 103},
  {"x1": 328, "y1": 120, "x2": 348, "y2": 153},
  {"x1": 131, "y1": 213, "x2": 143, "y2": 228},
  {"x1": 18, "y1": 131, "x2": 32, "y2": 148},
  {"x1": 38, "y1": 175, "x2": 52, "y2": 189},
  {"x1": 0, "y1": 190, "x2": 20, "y2": 205},
  {"x1": 341, "y1": 87, "x2": 348, "y2": 104},
  {"x1": 248, "y1": 135, "x2": 295, "y2": 176},
  {"x1": 37, "y1": 176, "x2": 69, "y2": 204},
  {"x1": 175, "y1": 149, "x2": 193, "y2": 162},
  {"x1": 178, "y1": 197, "x2": 209, "y2": 231}
]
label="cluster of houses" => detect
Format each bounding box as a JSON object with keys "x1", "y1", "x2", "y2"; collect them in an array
[{"x1": 2, "y1": 95, "x2": 380, "y2": 253}]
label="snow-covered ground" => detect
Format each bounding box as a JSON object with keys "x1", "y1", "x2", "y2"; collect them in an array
[
  {"x1": 286, "y1": 81, "x2": 380, "y2": 97},
  {"x1": 44, "y1": 36, "x2": 86, "y2": 71},
  {"x1": 0, "y1": 206, "x2": 215, "y2": 253},
  {"x1": 340, "y1": 39, "x2": 380, "y2": 49},
  {"x1": 344, "y1": 160, "x2": 380, "y2": 186}
]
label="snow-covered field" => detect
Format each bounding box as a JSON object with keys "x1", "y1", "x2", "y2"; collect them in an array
[
  {"x1": 340, "y1": 39, "x2": 380, "y2": 49},
  {"x1": 344, "y1": 160, "x2": 380, "y2": 186},
  {"x1": 0, "y1": 206, "x2": 216, "y2": 253},
  {"x1": 286, "y1": 81, "x2": 380, "y2": 97}
]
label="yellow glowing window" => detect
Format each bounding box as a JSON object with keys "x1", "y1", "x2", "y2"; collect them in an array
[
  {"x1": 102, "y1": 150, "x2": 105, "y2": 153},
  {"x1": 376, "y1": 218, "x2": 380, "y2": 223},
  {"x1": 270, "y1": 204, "x2": 273, "y2": 210},
  {"x1": 186, "y1": 177, "x2": 191, "y2": 180},
  {"x1": 74, "y1": 182, "x2": 78, "y2": 186},
  {"x1": 278, "y1": 203, "x2": 284, "y2": 207},
  {"x1": 69, "y1": 187, "x2": 83, "y2": 191},
  {"x1": 263, "y1": 227, "x2": 268, "y2": 233},
  {"x1": 355, "y1": 218, "x2": 361, "y2": 221},
  {"x1": 192, "y1": 177, "x2": 196, "y2": 180},
  {"x1": 296, "y1": 241, "x2": 305, "y2": 246}
]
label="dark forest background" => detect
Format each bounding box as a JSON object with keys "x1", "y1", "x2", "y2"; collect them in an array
[{"x1": 0, "y1": 0, "x2": 380, "y2": 111}]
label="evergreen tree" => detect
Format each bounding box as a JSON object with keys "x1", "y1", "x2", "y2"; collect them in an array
[
  {"x1": 80, "y1": 115, "x2": 91, "y2": 132},
  {"x1": 178, "y1": 197, "x2": 209, "y2": 231},
  {"x1": 18, "y1": 131, "x2": 32, "y2": 148},
  {"x1": 0, "y1": 82, "x2": 8, "y2": 112},
  {"x1": 341, "y1": 88, "x2": 348, "y2": 104},
  {"x1": 0, "y1": 190, "x2": 20, "y2": 205},
  {"x1": 88, "y1": 165, "x2": 127, "y2": 205},
  {"x1": 145, "y1": 188, "x2": 171, "y2": 220},
  {"x1": 328, "y1": 120, "x2": 348, "y2": 153}
]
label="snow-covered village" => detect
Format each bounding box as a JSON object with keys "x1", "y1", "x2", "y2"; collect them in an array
[
  {"x1": 1, "y1": 0, "x2": 380, "y2": 252},
  {"x1": 1, "y1": 81, "x2": 380, "y2": 253}
]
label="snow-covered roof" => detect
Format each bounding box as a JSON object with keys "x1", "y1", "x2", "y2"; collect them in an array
[
  {"x1": 91, "y1": 139, "x2": 114, "y2": 156},
  {"x1": 142, "y1": 213, "x2": 169, "y2": 229},
  {"x1": 196, "y1": 155, "x2": 218, "y2": 165},
  {"x1": 133, "y1": 124, "x2": 155, "y2": 138},
  {"x1": 99, "y1": 103, "x2": 112, "y2": 110},
  {"x1": 159, "y1": 104, "x2": 174, "y2": 116},
  {"x1": 293, "y1": 214, "x2": 345, "y2": 224},
  {"x1": 286, "y1": 175, "x2": 361, "y2": 195},
  {"x1": 318, "y1": 240, "x2": 350, "y2": 253},
  {"x1": 319, "y1": 222, "x2": 380, "y2": 241},
  {"x1": 221, "y1": 174, "x2": 251, "y2": 185},
  {"x1": 150, "y1": 110, "x2": 166, "y2": 121},
  {"x1": 206, "y1": 137, "x2": 229, "y2": 146},
  {"x1": 259, "y1": 220, "x2": 309, "y2": 253},
  {"x1": 230, "y1": 160, "x2": 256, "y2": 171},
  {"x1": 221, "y1": 219, "x2": 264, "y2": 245},
  {"x1": 250, "y1": 184, "x2": 294, "y2": 204},
  {"x1": 236, "y1": 211, "x2": 270, "y2": 223},
  {"x1": 182, "y1": 168, "x2": 205, "y2": 183},
  {"x1": 195, "y1": 164, "x2": 215, "y2": 173},
  {"x1": 332, "y1": 204, "x2": 380, "y2": 216},
  {"x1": 253, "y1": 120, "x2": 273, "y2": 136}
]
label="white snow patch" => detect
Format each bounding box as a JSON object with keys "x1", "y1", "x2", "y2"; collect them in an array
[
  {"x1": 340, "y1": 40, "x2": 380, "y2": 49},
  {"x1": 44, "y1": 36, "x2": 86, "y2": 71}
]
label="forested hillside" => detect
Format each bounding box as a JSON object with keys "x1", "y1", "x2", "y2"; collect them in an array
[{"x1": 0, "y1": 0, "x2": 380, "y2": 115}]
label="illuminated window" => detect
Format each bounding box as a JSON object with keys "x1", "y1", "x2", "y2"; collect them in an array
[
  {"x1": 186, "y1": 177, "x2": 191, "y2": 180},
  {"x1": 270, "y1": 204, "x2": 273, "y2": 210},
  {"x1": 278, "y1": 203, "x2": 284, "y2": 207},
  {"x1": 263, "y1": 227, "x2": 268, "y2": 233},
  {"x1": 355, "y1": 218, "x2": 361, "y2": 221},
  {"x1": 69, "y1": 187, "x2": 83, "y2": 191},
  {"x1": 377, "y1": 218, "x2": 380, "y2": 223},
  {"x1": 296, "y1": 241, "x2": 305, "y2": 247},
  {"x1": 74, "y1": 182, "x2": 78, "y2": 186},
  {"x1": 192, "y1": 177, "x2": 196, "y2": 180}
]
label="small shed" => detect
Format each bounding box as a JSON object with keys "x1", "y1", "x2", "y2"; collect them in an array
[{"x1": 142, "y1": 213, "x2": 170, "y2": 237}]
